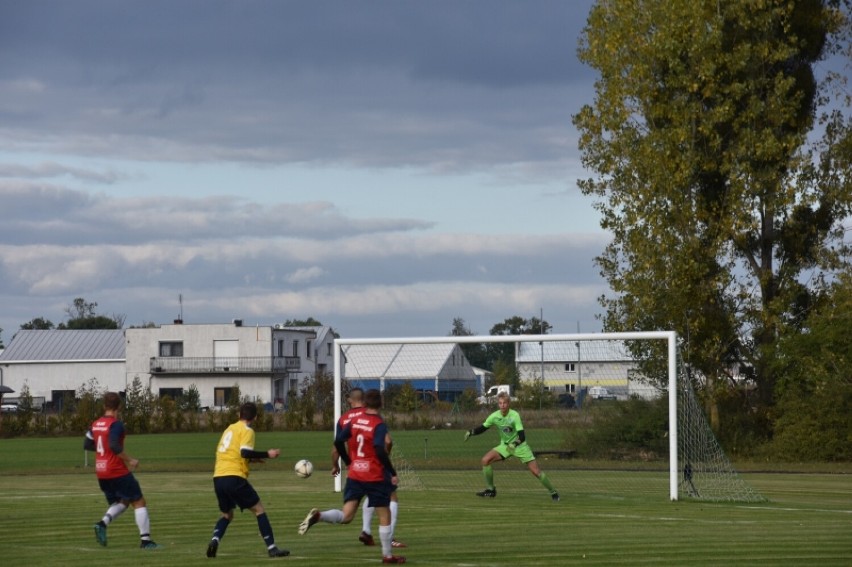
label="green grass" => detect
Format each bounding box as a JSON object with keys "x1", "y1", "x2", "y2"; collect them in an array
[{"x1": 0, "y1": 433, "x2": 850, "y2": 565}]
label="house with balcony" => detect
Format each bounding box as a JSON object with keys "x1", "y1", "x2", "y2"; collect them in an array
[{"x1": 126, "y1": 321, "x2": 337, "y2": 409}]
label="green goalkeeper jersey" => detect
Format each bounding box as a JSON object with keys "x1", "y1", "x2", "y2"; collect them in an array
[{"x1": 482, "y1": 408, "x2": 524, "y2": 445}]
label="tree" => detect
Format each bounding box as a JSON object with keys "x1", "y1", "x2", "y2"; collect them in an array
[
  {"x1": 20, "y1": 317, "x2": 55, "y2": 330},
  {"x1": 449, "y1": 317, "x2": 490, "y2": 369},
  {"x1": 573, "y1": 0, "x2": 852, "y2": 434},
  {"x1": 768, "y1": 267, "x2": 852, "y2": 460},
  {"x1": 62, "y1": 297, "x2": 124, "y2": 329},
  {"x1": 486, "y1": 315, "x2": 552, "y2": 370}
]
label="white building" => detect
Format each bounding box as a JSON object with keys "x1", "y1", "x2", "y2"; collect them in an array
[
  {"x1": 0, "y1": 329, "x2": 126, "y2": 410},
  {"x1": 0, "y1": 322, "x2": 337, "y2": 410},
  {"x1": 341, "y1": 342, "x2": 477, "y2": 401},
  {"x1": 516, "y1": 339, "x2": 657, "y2": 400}
]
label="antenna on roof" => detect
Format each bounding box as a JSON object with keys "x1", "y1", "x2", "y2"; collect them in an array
[{"x1": 174, "y1": 293, "x2": 184, "y2": 325}]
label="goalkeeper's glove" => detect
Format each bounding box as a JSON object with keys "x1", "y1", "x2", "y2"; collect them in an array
[{"x1": 464, "y1": 430, "x2": 472, "y2": 442}]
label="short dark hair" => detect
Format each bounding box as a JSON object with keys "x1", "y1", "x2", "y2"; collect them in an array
[
  {"x1": 239, "y1": 402, "x2": 258, "y2": 421},
  {"x1": 364, "y1": 389, "x2": 382, "y2": 410},
  {"x1": 104, "y1": 392, "x2": 121, "y2": 411}
]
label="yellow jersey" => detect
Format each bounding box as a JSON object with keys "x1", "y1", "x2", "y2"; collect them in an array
[{"x1": 213, "y1": 420, "x2": 256, "y2": 479}]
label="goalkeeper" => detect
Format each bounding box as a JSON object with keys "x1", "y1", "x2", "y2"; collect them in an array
[{"x1": 464, "y1": 391, "x2": 559, "y2": 502}]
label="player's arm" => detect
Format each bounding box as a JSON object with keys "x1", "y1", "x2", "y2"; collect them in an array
[
  {"x1": 83, "y1": 429, "x2": 95, "y2": 451},
  {"x1": 334, "y1": 425, "x2": 352, "y2": 466},
  {"x1": 241, "y1": 448, "x2": 277, "y2": 459},
  {"x1": 464, "y1": 424, "x2": 488, "y2": 441},
  {"x1": 374, "y1": 424, "x2": 397, "y2": 477},
  {"x1": 510, "y1": 429, "x2": 526, "y2": 447},
  {"x1": 109, "y1": 421, "x2": 139, "y2": 469}
]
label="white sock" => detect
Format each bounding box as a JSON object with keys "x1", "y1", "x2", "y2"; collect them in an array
[
  {"x1": 389, "y1": 500, "x2": 398, "y2": 535},
  {"x1": 321, "y1": 509, "x2": 345, "y2": 524},
  {"x1": 103, "y1": 502, "x2": 127, "y2": 525},
  {"x1": 362, "y1": 498, "x2": 374, "y2": 533},
  {"x1": 134, "y1": 506, "x2": 151, "y2": 539},
  {"x1": 379, "y1": 524, "x2": 392, "y2": 557}
]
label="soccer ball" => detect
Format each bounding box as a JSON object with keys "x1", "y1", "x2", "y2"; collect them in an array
[{"x1": 294, "y1": 459, "x2": 313, "y2": 478}]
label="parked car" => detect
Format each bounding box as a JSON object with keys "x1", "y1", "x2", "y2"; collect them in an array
[
  {"x1": 588, "y1": 386, "x2": 617, "y2": 400},
  {"x1": 1, "y1": 402, "x2": 19, "y2": 413}
]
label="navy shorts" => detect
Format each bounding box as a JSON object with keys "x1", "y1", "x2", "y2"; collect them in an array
[
  {"x1": 214, "y1": 475, "x2": 261, "y2": 513},
  {"x1": 343, "y1": 478, "x2": 393, "y2": 508},
  {"x1": 98, "y1": 473, "x2": 143, "y2": 504}
]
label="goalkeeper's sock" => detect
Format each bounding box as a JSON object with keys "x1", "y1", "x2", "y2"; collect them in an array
[
  {"x1": 483, "y1": 464, "x2": 494, "y2": 489},
  {"x1": 538, "y1": 472, "x2": 556, "y2": 492}
]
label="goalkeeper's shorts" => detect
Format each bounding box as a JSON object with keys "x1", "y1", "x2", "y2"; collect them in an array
[{"x1": 494, "y1": 442, "x2": 535, "y2": 464}]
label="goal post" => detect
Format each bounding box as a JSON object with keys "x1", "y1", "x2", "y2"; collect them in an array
[{"x1": 332, "y1": 331, "x2": 763, "y2": 503}]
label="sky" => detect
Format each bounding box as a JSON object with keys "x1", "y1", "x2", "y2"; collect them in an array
[{"x1": 0, "y1": 0, "x2": 606, "y2": 341}]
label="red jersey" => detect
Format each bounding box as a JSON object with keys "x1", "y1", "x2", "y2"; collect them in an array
[
  {"x1": 90, "y1": 415, "x2": 130, "y2": 479},
  {"x1": 336, "y1": 406, "x2": 365, "y2": 434},
  {"x1": 341, "y1": 412, "x2": 389, "y2": 483}
]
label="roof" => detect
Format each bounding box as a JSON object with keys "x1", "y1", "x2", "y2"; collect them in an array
[
  {"x1": 0, "y1": 329, "x2": 126, "y2": 362},
  {"x1": 516, "y1": 340, "x2": 632, "y2": 363},
  {"x1": 343, "y1": 343, "x2": 461, "y2": 379}
]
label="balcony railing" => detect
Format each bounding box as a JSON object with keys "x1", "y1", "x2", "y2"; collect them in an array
[{"x1": 149, "y1": 356, "x2": 301, "y2": 374}]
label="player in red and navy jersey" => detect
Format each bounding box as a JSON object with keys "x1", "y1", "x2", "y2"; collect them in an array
[
  {"x1": 84, "y1": 391, "x2": 161, "y2": 549},
  {"x1": 298, "y1": 388, "x2": 406, "y2": 564},
  {"x1": 330, "y1": 388, "x2": 406, "y2": 549}
]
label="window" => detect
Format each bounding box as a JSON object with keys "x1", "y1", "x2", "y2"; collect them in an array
[
  {"x1": 292, "y1": 340, "x2": 299, "y2": 357},
  {"x1": 214, "y1": 387, "x2": 236, "y2": 407},
  {"x1": 160, "y1": 341, "x2": 183, "y2": 357},
  {"x1": 306, "y1": 339, "x2": 313, "y2": 359},
  {"x1": 159, "y1": 388, "x2": 184, "y2": 400},
  {"x1": 564, "y1": 362, "x2": 576, "y2": 372},
  {"x1": 327, "y1": 342, "x2": 333, "y2": 356},
  {"x1": 566, "y1": 384, "x2": 576, "y2": 393},
  {"x1": 277, "y1": 340, "x2": 284, "y2": 357}
]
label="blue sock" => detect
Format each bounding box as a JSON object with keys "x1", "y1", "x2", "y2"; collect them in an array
[
  {"x1": 256, "y1": 513, "x2": 275, "y2": 548},
  {"x1": 212, "y1": 517, "x2": 230, "y2": 541}
]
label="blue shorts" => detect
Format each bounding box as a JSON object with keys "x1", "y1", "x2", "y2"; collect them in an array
[
  {"x1": 98, "y1": 473, "x2": 143, "y2": 504},
  {"x1": 214, "y1": 475, "x2": 261, "y2": 512},
  {"x1": 343, "y1": 478, "x2": 393, "y2": 508}
]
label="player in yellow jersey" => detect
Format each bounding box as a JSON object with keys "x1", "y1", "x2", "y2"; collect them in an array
[{"x1": 206, "y1": 402, "x2": 290, "y2": 558}]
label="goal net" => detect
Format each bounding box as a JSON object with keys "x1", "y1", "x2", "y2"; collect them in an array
[{"x1": 332, "y1": 331, "x2": 764, "y2": 503}]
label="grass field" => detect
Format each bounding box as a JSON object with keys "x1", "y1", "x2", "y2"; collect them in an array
[{"x1": 1, "y1": 432, "x2": 850, "y2": 566}]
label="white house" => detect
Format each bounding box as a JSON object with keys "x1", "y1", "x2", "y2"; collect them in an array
[
  {"x1": 126, "y1": 321, "x2": 338, "y2": 409},
  {"x1": 0, "y1": 329, "x2": 126, "y2": 410},
  {"x1": 341, "y1": 342, "x2": 477, "y2": 401},
  {"x1": 516, "y1": 340, "x2": 658, "y2": 400}
]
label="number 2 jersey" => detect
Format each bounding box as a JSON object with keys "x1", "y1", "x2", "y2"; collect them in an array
[{"x1": 336, "y1": 412, "x2": 393, "y2": 482}]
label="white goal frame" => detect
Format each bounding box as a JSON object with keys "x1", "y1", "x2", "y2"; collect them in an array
[{"x1": 332, "y1": 331, "x2": 679, "y2": 500}]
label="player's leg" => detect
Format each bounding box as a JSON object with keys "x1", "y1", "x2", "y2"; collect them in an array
[
  {"x1": 121, "y1": 475, "x2": 160, "y2": 549},
  {"x1": 93, "y1": 483, "x2": 123, "y2": 547},
  {"x1": 477, "y1": 448, "x2": 504, "y2": 497},
  {"x1": 390, "y1": 492, "x2": 407, "y2": 548},
  {"x1": 525, "y1": 456, "x2": 559, "y2": 501},
  {"x1": 360, "y1": 496, "x2": 376, "y2": 545},
  {"x1": 208, "y1": 477, "x2": 236, "y2": 557},
  {"x1": 250, "y1": 500, "x2": 290, "y2": 557}
]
